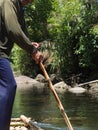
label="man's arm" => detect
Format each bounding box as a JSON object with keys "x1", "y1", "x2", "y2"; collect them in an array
[{"x1": 3, "y1": 0, "x2": 36, "y2": 54}]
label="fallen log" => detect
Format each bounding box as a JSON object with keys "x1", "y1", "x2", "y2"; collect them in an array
[{"x1": 77, "y1": 79, "x2": 98, "y2": 87}]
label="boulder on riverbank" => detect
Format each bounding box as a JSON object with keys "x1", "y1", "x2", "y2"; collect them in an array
[
  {"x1": 54, "y1": 81, "x2": 70, "y2": 94},
  {"x1": 68, "y1": 86, "x2": 87, "y2": 94},
  {"x1": 89, "y1": 82, "x2": 98, "y2": 98},
  {"x1": 76, "y1": 80, "x2": 98, "y2": 98},
  {"x1": 15, "y1": 75, "x2": 49, "y2": 94}
]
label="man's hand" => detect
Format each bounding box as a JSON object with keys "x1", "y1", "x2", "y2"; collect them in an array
[
  {"x1": 32, "y1": 51, "x2": 43, "y2": 64},
  {"x1": 32, "y1": 42, "x2": 43, "y2": 64},
  {"x1": 32, "y1": 42, "x2": 40, "y2": 49}
]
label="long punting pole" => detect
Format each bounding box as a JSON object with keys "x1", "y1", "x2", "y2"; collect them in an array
[{"x1": 39, "y1": 62, "x2": 73, "y2": 130}]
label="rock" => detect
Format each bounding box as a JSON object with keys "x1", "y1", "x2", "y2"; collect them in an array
[
  {"x1": 89, "y1": 84, "x2": 98, "y2": 98},
  {"x1": 35, "y1": 74, "x2": 46, "y2": 83},
  {"x1": 68, "y1": 86, "x2": 87, "y2": 94},
  {"x1": 50, "y1": 74, "x2": 62, "y2": 84},
  {"x1": 54, "y1": 81, "x2": 70, "y2": 94},
  {"x1": 15, "y1": 75, "x2": 49, "y2": 94},
  {"x1": 15, "y1": 75, "x2": 34, "y2": 83}
]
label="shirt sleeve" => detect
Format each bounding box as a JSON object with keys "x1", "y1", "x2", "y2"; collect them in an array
[{"x1": 3, "y1": 0, "x2": 36, "y2": 54}]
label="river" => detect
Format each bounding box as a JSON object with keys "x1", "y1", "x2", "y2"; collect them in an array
[{"x1": 12, "y1": 88, "x2": 98, "y2": 130}]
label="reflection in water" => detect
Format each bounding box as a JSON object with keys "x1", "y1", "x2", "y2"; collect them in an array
[{"x1": 12, "y1": 89, "x2": 98, "y2": 130}]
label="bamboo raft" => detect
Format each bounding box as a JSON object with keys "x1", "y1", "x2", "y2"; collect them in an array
[{"x1": 10, "y1": 115, "x2": 44, "y2": 130}]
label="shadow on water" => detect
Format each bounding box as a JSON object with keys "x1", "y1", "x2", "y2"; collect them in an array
[{"x1": 12, "y1": 88, "x2": 98, "y2": 130}]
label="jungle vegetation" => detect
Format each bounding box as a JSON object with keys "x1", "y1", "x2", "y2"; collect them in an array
[{"x1": 10, "y1": 0, "x2": 98, "y2": 82}]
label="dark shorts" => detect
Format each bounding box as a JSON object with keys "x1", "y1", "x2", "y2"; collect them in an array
[{"x1": 0, "y1": 58, "x2": 17, "y2": 130}]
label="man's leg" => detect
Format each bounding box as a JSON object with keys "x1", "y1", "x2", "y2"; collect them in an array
[{"x1": 0, "y1": 58, "x2": 17, "y2": 130}]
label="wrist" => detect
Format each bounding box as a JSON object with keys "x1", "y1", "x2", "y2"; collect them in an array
[{"x1": 32, "y1": 47, "x2": 38, "y2": 55}]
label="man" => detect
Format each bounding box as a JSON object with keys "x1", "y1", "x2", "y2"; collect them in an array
[{"x1": 0, "y1": 0, "x2": 43, "y2": 130}]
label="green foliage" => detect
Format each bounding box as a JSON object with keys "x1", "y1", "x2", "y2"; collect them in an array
[
  {"x1": 10, "y1": 45, "x2": 21, "y2": 72},
  {"x1": 10, "y1": 0, "x2": 98, "y2": 79},
  {"x1": 52, "y1": 0, "x2": 98, "y2": 77},
  {"x1": 25, "y1": 0, "x2": 54, "y2": 41},
  {"x1": 52, "y1": 0, "x2": 84, "y2": 75},
  {"x1": 11, "y1": 44, "x2": 40, "y2": 77},
  {"x1": 10, "y1": 0, "x2": 54, "y2": 77},
  {"x1": 75, "y1": 0, "x2": 98, "y2": 69}
]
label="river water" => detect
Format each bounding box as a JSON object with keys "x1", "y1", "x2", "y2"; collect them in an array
[{"x1": 12, "y1": 88, "x2": 98, "y2": 130}]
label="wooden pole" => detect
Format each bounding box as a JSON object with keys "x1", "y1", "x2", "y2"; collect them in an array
[{"x1": 39, "y1": 62, "x2": 73, "y2": 130}]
